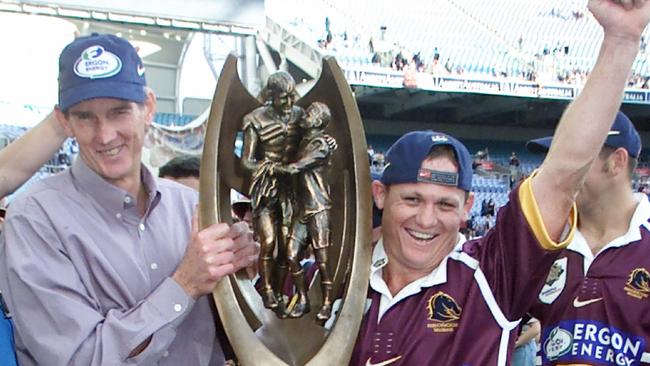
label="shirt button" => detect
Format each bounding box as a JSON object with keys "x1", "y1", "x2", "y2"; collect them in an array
[
  {"x1": 150, "y1": 263, "x2": 158, "y2": 270},
  {"x1": 115, "y1": 213, "x2": 122, "y2": 219},
  {"x1": 124, "y1": 196, "x2": 132, "y2": 204},
  {"x1": 139, "y1": 223, "x2": 145, "y2": 231},
  {"x1": 162, "y1": 351, "x2": 169, "y2": 358},
  {"x1": 174, "y1": 304, "x2": 182, "y2": 312}
]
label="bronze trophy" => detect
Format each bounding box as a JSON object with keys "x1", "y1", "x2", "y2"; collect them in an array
[{"x1": 199, "y1": 54, "x2": 372, "y2": 365}]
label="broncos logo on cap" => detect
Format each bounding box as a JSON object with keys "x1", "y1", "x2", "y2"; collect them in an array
[
  {"x1": 427, "y1": 291, "x2": 462, "y2": 322},
  {"x1": 545, "y1": 262, "x2": 565, "y2": 286}
]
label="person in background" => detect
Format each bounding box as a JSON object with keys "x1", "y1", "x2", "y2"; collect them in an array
[
  {"x1": 231, "y1": 192, "x2": 253, "y2": 229},
  {"x1": 511, "y1": 318, "x2": 540, "y2": 366},
  {"x1": 158, "y1": 155, "x2": 200, "y2": 191},
  {"x1": 526, "y1": 111, "x2": 650, "y2": 365}
]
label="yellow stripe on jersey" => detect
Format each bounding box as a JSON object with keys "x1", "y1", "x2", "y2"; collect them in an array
[{"x1": 518, "y1": 172, "x2": 577, "y2": 251}]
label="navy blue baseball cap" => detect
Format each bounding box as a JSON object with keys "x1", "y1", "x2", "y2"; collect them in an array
[
  {"x1": 380, "y1": 131, "x2": 473, "y2": 191},
  {"x1": 527, "y1": 111, "x2": 641, "y2": 158},
  {"x1": 58, "y1": 33, "x2": 146, "y2": 111}
]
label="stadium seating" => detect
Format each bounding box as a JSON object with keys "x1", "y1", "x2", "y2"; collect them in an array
[
  {"x1": 267, "y1": 0, "x2": 650, "y2": 81},
  {"x1": 153, "y1": 113, "x2": 196, "y2": 127}
]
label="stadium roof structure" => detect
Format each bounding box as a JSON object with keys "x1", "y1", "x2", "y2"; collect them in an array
[{"x1": 0, "y1": 0, "x2": 264, "y2": 115}]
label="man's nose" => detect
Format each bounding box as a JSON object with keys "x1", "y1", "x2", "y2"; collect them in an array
[
  {"x1": 415, "y1": 204, "x2": 437, "y2": 228},
  {"x1": 95, "y1": 119, "x2": 117, "y2": 144}
]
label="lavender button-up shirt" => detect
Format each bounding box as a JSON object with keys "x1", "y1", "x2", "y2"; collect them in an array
[{"x1": 0, "y1": 158, "x2": 224, "y2": 365}]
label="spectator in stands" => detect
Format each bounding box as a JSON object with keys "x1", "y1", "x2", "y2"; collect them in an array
[
  {"x1": 639, "y1": 182, "x2": 650, "y2": 198},
  {"x1": 158, "y1": 155, "x2": 200, "y2": 191},
  {"x1": 509, "y1": 152, "x2": 521, "y2": 167},
  {"x1": 464, "y1": 214, "x2": 477, "y2": 239},
  {"x1": 0, "y1": 33, "x2": 258, "y2": 366},
  {"x1": 0, "y1": 111, "x2": 67, "y2": 198},
  {"x1": 370, "y1": 151, "x2": 386, "y2": 180},
  {"x1": 475, "y1": 212, "x2": 494, "y2": 237},
  {"x1": 509, "y1": 152, "x2": 522, "y2": 189},
  {"x1": 480, "y1": 198, "x2": 488, "y2": 216},
  {"x1": 487, "y1": 198, "x2": 496, "y2": 217},
  {"x1": 350, "y1": 2, "x2": 650, "y2": 364}
]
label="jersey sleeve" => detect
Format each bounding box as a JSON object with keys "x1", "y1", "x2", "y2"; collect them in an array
[{"x1": 462, "y1": 175, "x2": 577, "y2": 321}]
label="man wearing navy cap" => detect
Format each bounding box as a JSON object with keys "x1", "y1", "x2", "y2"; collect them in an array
[
  {"x1": 0, "y1": 34, "x2": 258, "y2": 365},
  {"x1": 527, "y1": 111, "x2": 650, "y2": 366},
  {"x1": 350, "y1": 1, "x2": 650, "y2": 365}
]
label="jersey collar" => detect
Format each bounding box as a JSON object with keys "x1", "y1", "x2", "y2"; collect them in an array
[
  {"x1": 369, "y1": 234, "x2": 466, "y2": 298},
  {"x1": 568, "y1": 193, "x2": 650, "y2": 268}
]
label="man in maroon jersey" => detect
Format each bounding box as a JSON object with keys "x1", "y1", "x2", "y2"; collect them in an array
[
  {"x1": 527, "y1": 113, "x2": 650, "y2": 366},
  {"x1": 349, "y1": 1, "x2": 650, "y2": 365}
]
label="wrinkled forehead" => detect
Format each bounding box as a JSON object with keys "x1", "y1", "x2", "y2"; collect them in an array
[
  {"x1": 66, "y1": 97, "x2": 138, "y2": 115},
  {"x1": 387, "y1": 178, "x2": 467, "y2": 207}
]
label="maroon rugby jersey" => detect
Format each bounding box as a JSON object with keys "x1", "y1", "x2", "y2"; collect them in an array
[
  {"x1": 529, "y1": 194, "x2": 650, "y2": 366},
  {"x1": 350, "y1": 179, "x2": 577, "y2": 366}
]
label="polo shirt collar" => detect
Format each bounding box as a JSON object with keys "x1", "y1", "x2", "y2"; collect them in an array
[
  {"x1": 569, "y1": 193, "x2": 650, "y2": 261},
  {"x1": 370, "y1": 233, "x2": 467, "y2": 292},
  {"x1": 71, "y1": 158, "x2": 161, "y2": 215}
]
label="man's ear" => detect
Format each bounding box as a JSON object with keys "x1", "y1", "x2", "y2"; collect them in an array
[
  {"x1": 608, "y1": 147, "x2": 628, "y2": 176},
  {"x1": 462, "y1": 192, "x2": 475, "y2": 221},
  {"x1": 371, "y1": 180, "x2": 387, "y2": 210},
  {"x1": 54, "y1": 107, "x2": 75, "y2": 138},
  {"x1": 143, "y1": 88, "x2": 157, "y2": 128}
]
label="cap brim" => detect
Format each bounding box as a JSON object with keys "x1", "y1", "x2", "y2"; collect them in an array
[
  {"x1": 526, "y1": 136, "x2": 553, "y2": 154},
  {"x1": 59, "y1": 80, "x2": 145, "y2": 111}
]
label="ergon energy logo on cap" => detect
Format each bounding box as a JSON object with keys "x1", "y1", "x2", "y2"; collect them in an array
[{"x1": 74, "y1": 45, "x2": 122, "y2": 79}]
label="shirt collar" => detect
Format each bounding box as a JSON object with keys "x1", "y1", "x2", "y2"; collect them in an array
[
  {"x1": 370, "y1": 233, "x2": 467, "y2": 292},
  {"x1": 71, "y1": 158, "x2": 161, "y2": 215},
  {"x1": 568, "y1": 193, "x2": 650, "y2": 257}
]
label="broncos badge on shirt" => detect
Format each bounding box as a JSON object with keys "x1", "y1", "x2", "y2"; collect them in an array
[{"x1": 427, "y1": 291, "x2": 462, "y2": 333}]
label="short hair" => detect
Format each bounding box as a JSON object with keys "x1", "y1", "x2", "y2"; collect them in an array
[
  {"x1": 259, "y1": 71, "x2": 299, "y2": 104},
  {"x1": 159, "y1": 155, "x2": 200, "y2": 179},
  {"x1": 599, "y1": 146, "x2": 637, "y2": 179},
  {"x1": 306, "y1": 102, "x2": 331, "y2": 129},
  {"x1": 426, "y1": 144, "x2": 459, "y2": 168}
]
